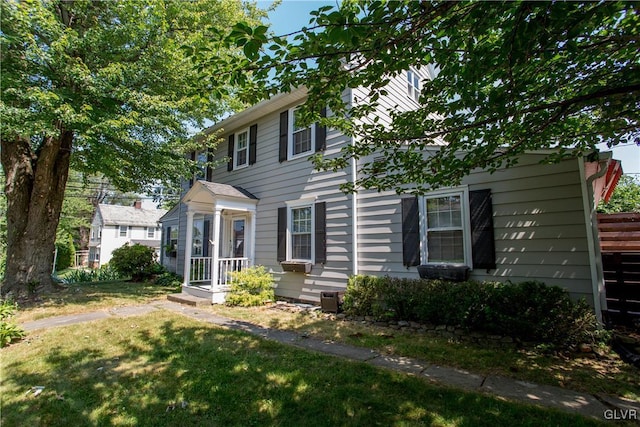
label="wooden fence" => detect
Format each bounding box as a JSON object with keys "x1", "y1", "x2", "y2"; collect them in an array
[{"x1": 598, "y1": 213, "x2": 640, "y2": 325}]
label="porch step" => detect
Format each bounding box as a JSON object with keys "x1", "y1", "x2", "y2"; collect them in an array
[{"x1": 167, "y1": 293, "x2": 211, "y2": 307}]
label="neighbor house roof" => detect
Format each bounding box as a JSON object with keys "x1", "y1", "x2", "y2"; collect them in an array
[{"x1": 96, "y1": 204, "x2": 167, "y2": 227}]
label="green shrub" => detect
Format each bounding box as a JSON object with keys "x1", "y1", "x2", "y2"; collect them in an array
[
  {"x1": 60, "y1": 265, "x2": 123, "y2": 284},
  {"x1": 226, "y1": 266, "x2": 275, "y2": 307},
  {"x1": 154, "y1": 272, "x2": 183, "y2": 289},
  {"x1": 55, "y1": 231, "x2": 76, "y2": 271},
  {"x1": 0, "y1": 299, "x2": 25, "y2": 347},
  {"x1": 343, "y1": 275, "x2": 605, "y2": 347},
  {"x1": 110, "y1": 243, "x2": 157, "y2": 281}
]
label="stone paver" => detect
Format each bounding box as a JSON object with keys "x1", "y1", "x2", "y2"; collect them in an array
[
  {"x1": 422, "y1": 365, "x2": 484, "y2": 390},
  {"x1": 482, "y1": 375, "x2": 609, "y2": 418},
  {"x1": 368, "y1": 355, "x2": 429, "y2": 375},
  {"x1": 109, "y1": 305, "x2": 158, "y2": 317},
  {"x1": 17, "y1": 300, "x2": 640, "y2": 423},
  {"x1": 22, "y1": 311, "x2": 111, "y2": 331}
]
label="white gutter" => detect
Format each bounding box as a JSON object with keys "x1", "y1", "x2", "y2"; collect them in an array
[{"x1": 579, "y1": 154, "x2": 611, "y2": 324}]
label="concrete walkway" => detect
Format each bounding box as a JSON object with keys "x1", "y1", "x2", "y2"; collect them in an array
[{"x1": 20, "y1": 301, "x2": 640, "y2": 422}]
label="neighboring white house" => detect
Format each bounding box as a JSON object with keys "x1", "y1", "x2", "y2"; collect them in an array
[
  {"x1": 89, "y1": 201, "x2": 167, "y2": 267},
  {"x1": 161, "y1": 70, "x2": 621, "y2": 321}
]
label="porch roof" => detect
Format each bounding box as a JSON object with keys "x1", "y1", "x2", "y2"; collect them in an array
[
  {"x1": 182, "y1": 180, "x2": 259, "y2": 211},
  {"x1": 197, "y1": 181, "x2": 258, "y2": 200}
]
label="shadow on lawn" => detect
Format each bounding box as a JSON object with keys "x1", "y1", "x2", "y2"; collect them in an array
[
  {"x1": 16, "y1": 281, "x2": 177, "y2": 312},
  {"x1": 2, "y1": 315, "x2": 604, "y2": 427},
  {"x1": 259, "y1": 311, "x2": 640, "y2": 402}
]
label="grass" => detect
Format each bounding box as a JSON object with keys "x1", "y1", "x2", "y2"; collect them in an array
[
  {"x1": 13, "y1": 281, "x2": 179, "y2": 323},
  {"x1": 2, "y1": 310, "x2": 610, "y2": 426},
  {"x1": 5, "y1": 280, "x2": 639, "y2": 420},
  {"x1": 208, "y1": 304, "x2": 640, "y2": 402}
]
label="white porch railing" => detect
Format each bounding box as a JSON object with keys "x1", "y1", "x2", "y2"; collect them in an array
[
  {"x1": 189, "y1": 257, "x2": 249, "y2": 286},
  {"x1": 218, "y1": 257, "x2": 250, "y2": 286},
  {"x1": 190, "y1": 257, "x2": 212, "y2": 283}
]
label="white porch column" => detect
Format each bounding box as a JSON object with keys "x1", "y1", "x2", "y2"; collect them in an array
[
  {"x1": 249, "y1": 209, "x2": 257, "y2": 266},
  {"x1": 211, "y1": 205, "x2": 222, "y2": 291},
  {"x1": 183, "y1": 209, "x2": 195, "y2": 286}
]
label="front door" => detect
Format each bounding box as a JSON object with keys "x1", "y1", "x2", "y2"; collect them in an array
[{"x1": 232, "y1": 218, "x2": 245, "y2": 258}]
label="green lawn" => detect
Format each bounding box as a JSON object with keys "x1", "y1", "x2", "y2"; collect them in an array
[
  {"x1": 4, "y1": 280, "x2": 638, "y2": 426},
  {"x1": 2, "y1": 310, "x2": 608, "y2": 426},
  {"x1": 210, "y1": 304, "x2": 640, "y2": 402}
]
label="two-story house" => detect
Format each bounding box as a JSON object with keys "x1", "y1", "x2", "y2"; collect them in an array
[
  {"x1": 161, "y1": 70, "x2": 621, "y2": 321},
  {"x1": 89, "y1": 201, "x2": 167, "y2": 267}
]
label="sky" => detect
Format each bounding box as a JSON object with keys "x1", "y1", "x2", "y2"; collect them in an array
[{"x1": 260, "y1": 0, "x2": 639, "y2": 176}]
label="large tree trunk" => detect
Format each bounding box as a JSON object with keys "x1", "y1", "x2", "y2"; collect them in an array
[{"x1": 1, "y1": 127, "x2": 73, "y2": 297}]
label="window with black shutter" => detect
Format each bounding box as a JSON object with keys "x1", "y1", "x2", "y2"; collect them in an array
[
  {"x1": 249, "y1": 124, "x2": 258, "y2": 165},
  {"x1": 279, "y1": 111, "x2": 288, "y2": 163},
  {"x1": 401, "y1": 197, "x2": 421, "y2": 267},
  {"x1": 277, "y1": 202, "x2": 327, "y2": 265},
  {"x1": 469, "y1": 189, "x2": 496, "y2": 270},
  {"x1": 227, "y1": 134, "x2": 234, "y2": 171},
  {"x1": 409, "y1": 188, "x2": 496, "y2": 271}
]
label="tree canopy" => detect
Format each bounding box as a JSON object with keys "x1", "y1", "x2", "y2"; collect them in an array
[
  {"x1": 598, "y1": 175, "x2": 640, "y2": 213},
  {"x1": 224, "y1": 0, "x2": 639, "y2": 193},
  {"x1": 0, "y1": 0, "x2": 265, "y2": 295},
  {"x1": 2, "y1": 0, "x2": 265, "y2": 191}
]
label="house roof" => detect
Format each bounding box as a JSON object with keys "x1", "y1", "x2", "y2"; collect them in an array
[
  {"x1": 159, "y1": 202, "x2": 181, "y2": 223},
  {"x1": 97, "y1": 204, "x2": 167, "y2": 227},
  {"x1": 201, "y1": 87, "x2": 308, "y2": 136},
  {"x1": 198, "y1": 181, "x2": 258, "y2": 200},
  {"x1": 131, "y1": 239, "x2": 162, "y2": 248}
]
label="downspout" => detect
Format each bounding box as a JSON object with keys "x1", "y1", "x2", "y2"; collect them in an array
[
  {"x1": 350, "y1": 88, "x2": 359, "y2": 276},
  {"x1": 579, "y1": 154, "x2": 610, "y2": 324}
]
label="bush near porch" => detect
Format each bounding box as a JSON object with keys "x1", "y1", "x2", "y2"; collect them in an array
[
  {"x1": 226, "y1": 266, "x2": 275, "y2": 307},
  {"x1": 343, "y1": 276, "x2": 606, "y2": 348}
]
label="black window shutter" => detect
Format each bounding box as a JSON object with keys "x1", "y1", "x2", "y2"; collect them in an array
[
  {"x1": 206, "y1": 147, "x2": 213, "y2": 181},
  {"x1": 315, "y1": 201, "x2": 327, "y2": 264},
  {"x1": 469, "y1": 189, "x2": 496, "y2": 270},
  {"x1": 401, "y1": 197, "x2": 420, "y2": 267},
  {"x1": 277, "y1": 207, "x2": 287, "y2": 262},
  {"x1": 165, "y1": 226, "x2": 171, "y2": 255},
  {"x1": 279, "y1": 111, "x2": 288, "y2": 162},
  {"x1": 315, "y1": 107, "x2": 327, "y2": 152},
  {"x1": 249, "y1": 124, "x2": 258, "y2": 165},
  {"x1": 227, "y1": 134, "x2": 235, "y2": 171},
  {"x1": 189, "y1": 151, "x2": 196, "y2": 187},
  {"x1": 203, "y1": 220, "x2": 210, "y2": 258}
]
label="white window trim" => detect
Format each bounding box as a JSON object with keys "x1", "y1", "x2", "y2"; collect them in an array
[
  {"x1": 234, "y1": 127, "x2": 250, "y2": 170},
  {"x1": 119, "y1": 225, "x2": 128, "y2": 237},
  {"x1": 147, "y1": 227, "x2": 155, "y2": 239},
  {"x1": 194, "y1": 150, "x2": 208, "y2": 181},
  {"x1": 407, "y1": 69, "x2": 421, "y2": 104},
  {"x1": 288, "y1": 107, "x2": 315, "y2": 161},
  {"x1": 285, "y1": 198, "x2": 316, "y2": 262},
  {"x1": 419, "y1": 186, "x2": 472, "y2": 267}
]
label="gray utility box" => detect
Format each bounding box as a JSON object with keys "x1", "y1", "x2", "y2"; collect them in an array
[{"x1": 320, "y1": 291, "x2": 344, "y2": 313}]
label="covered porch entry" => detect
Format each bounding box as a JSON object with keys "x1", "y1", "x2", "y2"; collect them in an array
[{"x1": 181, "y1": 181, "x2": 259, "y2": 303}]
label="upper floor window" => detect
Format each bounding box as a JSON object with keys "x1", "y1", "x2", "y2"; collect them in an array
[
  {"x1": 196, "y1": 151, "x2": 207, "y2": 180},
  {"x1": 119, "y1": 225, "x2": 128, "y2": 237},
  {"x1": 235, "y1": 128, "x2": 249, "y2": 169},
  {"x1": 291, "y1": 107, "x2": 314, "y2": 158},
  {"x1": 147, "y1": 227, "x2": 156, "y2": 239},
  {"x1": 279, "y1": 107, "x2": 326, "y2": 162},
  {"x1": 227, "y1": 124, "x2": 257, "y2": 171},
  {"x1": 407, "y1": 69, "x2": 420, "y2": 103}
]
